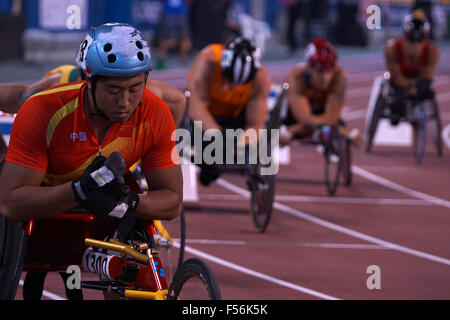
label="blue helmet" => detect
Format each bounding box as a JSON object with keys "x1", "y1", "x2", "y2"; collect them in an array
[{"x1": 76, "y1": 22, "x2": 151, "y2": 78}]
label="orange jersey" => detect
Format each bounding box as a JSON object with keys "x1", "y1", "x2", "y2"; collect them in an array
[
  {"x1": 6, "y1": 82, "x2": 177, "y2": 186},
  {"x1": 206, "y1": 44, "x2": 253, "y2": 118}
]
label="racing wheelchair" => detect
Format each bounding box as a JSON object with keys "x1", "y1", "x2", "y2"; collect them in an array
[
  {"x1": 178, "y1": 84, "x2": 287, "y2": 233},
  {"x1": 365, "y1": 73, "x2": 443, "y2": 163},
  {"x1": 277, "y1": 87, "x2": 352, "y2": 197},
  {"x1": 298, "y1": 123, "x2": 352, "y2": 197},
  {"x1": 0, "y1": 166, "x2": 221, "y2": 300}
]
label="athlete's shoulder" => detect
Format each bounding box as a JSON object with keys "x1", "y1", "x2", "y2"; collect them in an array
[
  {"x1": 255, "y1": 64, "x2": 271, "y2": 84},
  {"x1": 287, "y1": 63, "x2": 307, "y2": 80},
  {"x1": 140, "y1": 88, "x2": 172, "y2": 117},
  {"x1": 46, "y1": 64, "x2": 76, "y2": 74},
  {"x1": 138, "y1": 88, "x2": 176, "y2": 135},
  {"x1": 30, "y1": 81, "x2": 85, "y2": 100},
  {"x1": 20, "y1": 81, "x2": 85, "y2": 118},
  {"x1": 196, "y1": 44, "x2": 223, "y2": 65},
  {"x1": 335, "y1": 65, "x2": 348, "y2": 80},
  {"x1": 206, "y1": 43, "x2": 225, "y2": 54},
  {"x1": 427, "y1": 40, "x2": 439, "y2": 53},
  {"x1": 385, "y1": 38, "x2": 400, "y2": 51}
]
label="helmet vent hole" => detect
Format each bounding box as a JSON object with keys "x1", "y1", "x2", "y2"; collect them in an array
[
  {"x1": 103, "y1": 43, "x2": 112, "y2": 52},
  {"x1": 137, "y1": 51, "x2": 144, "y2": 61},
  {"x1": 107, "y1": 54, "x2": 117, "y2": 63},
  {"x1": 136, "y1": 41, "x2": 143, "y2": 49}
]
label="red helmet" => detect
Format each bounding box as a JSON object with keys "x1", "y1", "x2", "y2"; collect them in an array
[{"x1": 305, "y1": 38, "x2": 337, "y2": 72}]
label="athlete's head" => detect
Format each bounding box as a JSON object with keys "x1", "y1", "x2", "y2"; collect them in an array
[
  {"x1": 305, "y1": 38, "x2": 337, "y2": 90},
  {"x1": 305, "y1": 38, "x2": 337, "y2": 72},
  {"x1": 403, "y1": 9, "x2": 430, "y2": 43},
  {"x1": 220, "y1": 37, "x2": 261, "y2": 85},
  {"x1": 76, "y1": 22, "x2": 152, "y2": 122}
]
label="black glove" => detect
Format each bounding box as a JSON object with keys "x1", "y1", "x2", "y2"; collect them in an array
[
  {"x1": 71, "y1": 155, "x2": 108, "y2": 204},
  {"x1": 72, "y1": 152, "x2": 135, "y2": 220},
  {"x1": 415, "y1": 79, "x2": 434, "y2": 100},
  {"x1": 81, "y1": 178, "x2": 130, "y2": 220}
]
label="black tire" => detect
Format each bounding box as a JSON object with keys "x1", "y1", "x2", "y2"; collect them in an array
[
  {"x1": 154, "y1": 208, "x2": 186, "y2": 285},
  {"x1": 167, "y1": 258, "x2": 221, "y2": 300},
  {"x1": 413, "y1": 104, "x2": 427, "y2": 164},
  {"x1": 366, "y1": 92, "x2": 385, "y2": 153},
  {"x1": 0, "y1": 216, "x2": 28, "y2": 300},
  {"x1": 429, "y1": 98, "x2": 443, "y2": 157},
  {"x1": 324, "y1": 144, "x2": 341, "y2": 196},
  {"x1": 341, "y1": 138, "x2": 352, "y2": 186},
  {"x1": 245, "y1": 84, "x2": 285, "y2": 233},
  {"x1": 248, "y1": 163, "x2": 275, "y2": 233},
  {"x1": 324, "y1": 127, "x2": 343, "y2": 196}
]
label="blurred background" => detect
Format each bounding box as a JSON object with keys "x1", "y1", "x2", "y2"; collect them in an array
[{"x1": 0, "y1": 0, "x2": 449, "y2": 76}]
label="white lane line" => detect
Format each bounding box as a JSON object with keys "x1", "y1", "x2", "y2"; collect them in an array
[
  {"x1": 187, "y1": 239, "x2": 247, "y2": 246},
  {"x1": 183, "y1": 245, "x2": 340, "y2": 300},
  {"x1": 342, "y1": 109, "x2": 368, "y2": 121},
  {"x1": 199, "y1": 194, "x2": 432, "y2": 206},
  {"x1": 186, "y1": 239, "x2": 388, "y2": 250},
  {"x1": 352, "y1": 166, "x2": 450, "y2": 209},
  {"x1": 357, "y1": 165, "x2": 416, "y2": 173},
  {"x1": 303, "y1": 243, "x2": 387, "y2": 250},
  {"x1": 442, "y1": 124, "x2": 450, "y2": 149},
  {"x1": 215, "y1": 178, "x2": 450, "y2": 266},
  {"x1": 18, "y1": 280, "x2": 66, "y2": 300}
]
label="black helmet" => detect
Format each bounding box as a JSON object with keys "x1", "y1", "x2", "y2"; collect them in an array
[
  {"x1": 220, "y1": 37, "x2": 261, "y2": 84},
  {"x1": 403, "y1": 10, "x2": 430, "y2": 42}
]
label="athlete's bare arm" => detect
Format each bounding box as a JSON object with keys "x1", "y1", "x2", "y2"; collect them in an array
[
  {"x1": 0, "y1": 161, "x2": 183, "y2": 222},
  {"x1": 317, "y1": 69, "x2": 347, "y2": 126},
  {"x1": 420, "y1": 42, "x2": 439, "y2": 80},
  {"x1": 0, "y1": 73, "x2": 61, "y2": 113},
  {"x1": 287, "y1": 66, "x2": 347, "y2": 126},
  {"x1": 147, "y1": 80, "x2": 186, "y2": 128},
  {"x1": 243, "y1": 65, "x2": 270, "y2": 135},
  {"x1": 188, "y1": 47, "x2": 222, "y2": 131},
  {"x1": 286, "y1": 66, "x2": 318, "y2": 125},
  {"x1": 22, "y1": 73, "x2": 62, "y2": 101},
  {"x1": 137, "y1": 165, "x2": 183, "y2": 221},
  {"x1": 0, "y1": 163, "x2": 78, "y2": 221},
  {"x1": 0, "y1": 83, "x2": 27, "y2": 113},
  {"x1": 385, "y1": 41, "x2": 413, "y2": 89}
]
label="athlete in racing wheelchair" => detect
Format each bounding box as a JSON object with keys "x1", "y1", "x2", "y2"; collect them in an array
[{"x1": 365, "y1": 10, "x2": 442, "y2": 160}]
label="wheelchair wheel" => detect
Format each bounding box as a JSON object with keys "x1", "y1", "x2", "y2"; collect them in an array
[
  {"x1": 167, "y1": 258, "x2": 221, "y2": 300},
  {"x1": 428, "y1": 99, "x2": 443, "y2": 157},
  {"x1": 246, "y1": 84, "x2": 285, "y2": 233},
  {"x1": 0, "y1": 216, "x2": 28, "y2": 300},
  {"x1": 413, "y1": 103, "x2": 427, "y2": 164},
  {"x1": 340, "y1": 138, "x2": 352, "y2": 186},
  {"x1": 324, "y1": 139, "x2": 341, "y2": 196},
  {"x1": 365, "y1": 92, "x2": 385, "y2": 153},
  {"x1": 248, "y1": 163, "x2": 275, "y2": 233},
  {"x1": 153, "y1": 208, "x2": 186, "y2": 285}
]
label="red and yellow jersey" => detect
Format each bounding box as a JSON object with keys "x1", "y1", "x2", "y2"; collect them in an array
[
  {"x1": 206, "y1": 44, "x2": 254, "y2": 118},
  {"x1": 6, "y1": 81, "x2": 177, "y2": 186},
  {"x1": 44, "y1": 65, "x2": 79, "y2": 84}
]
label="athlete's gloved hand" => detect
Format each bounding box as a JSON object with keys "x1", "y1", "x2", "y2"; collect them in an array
[
  {"x1": 72, "y1": 155, "x2": 109, "y2": 204},
  {"x1": 72, "y1": 152, "x2": 138, "y2": 220},
  {"x1": 414, "y1": 78, "x2": 434, "y2": 100}
]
